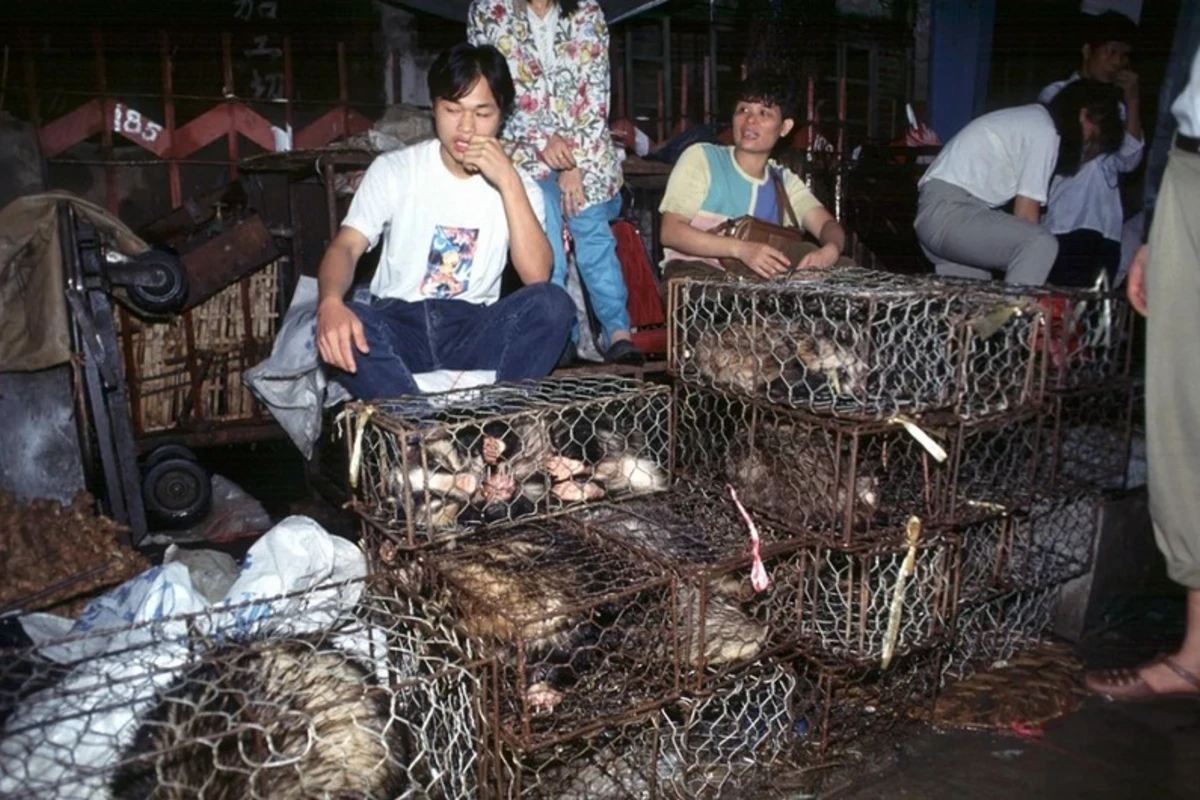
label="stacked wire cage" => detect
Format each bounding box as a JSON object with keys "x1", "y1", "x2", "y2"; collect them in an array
[
  {"x1": 941, "y1": 279, "x2": 1135, "y2": 680},
  {"x1": 665, "y1": 265, "x2": 1084, "y2": 756},
  {"x1": 341, "y1": 373, "x2": 807, "y2": 797}
]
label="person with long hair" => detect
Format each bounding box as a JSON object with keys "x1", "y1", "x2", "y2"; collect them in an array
[
  {"x1": 468, "y1": 0, "x2": 643, "y2": 366},
  {"x1": 914, "y1": 79, "x2": 1125, "y2": 285}
]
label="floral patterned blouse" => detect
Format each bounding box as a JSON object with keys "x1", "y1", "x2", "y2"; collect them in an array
[{"x1": 468, "y1": 0, "x2": 624, "y2": 209}]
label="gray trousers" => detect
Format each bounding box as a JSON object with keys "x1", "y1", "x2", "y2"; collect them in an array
[
  {"x1": 1146, "y1": 145, "x2": 1200, "y2": 588},
  {"x1": 914, "y1": 179, "x2": 1058, "y2": 286}
]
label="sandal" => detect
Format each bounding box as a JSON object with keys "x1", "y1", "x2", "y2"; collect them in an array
[{"x1": 1085, "y1": 656, "x2": 1200, "y2": 702}]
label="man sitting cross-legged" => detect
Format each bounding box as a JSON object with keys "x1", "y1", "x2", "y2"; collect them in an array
[{"x1": 316, "y1": 42, "x2": 574, "y2": 400}]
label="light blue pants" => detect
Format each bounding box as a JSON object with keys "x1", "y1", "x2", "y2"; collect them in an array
[{"x1": 539, "y1": 177, "x2": 630, "y2": 347}]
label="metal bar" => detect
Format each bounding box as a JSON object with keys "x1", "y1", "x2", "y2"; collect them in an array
[
  {"x1": 93, "y1": 28, "x2": 119, "y2": 216},
  {"x1": 160, "y1": 30, "x2": 182, "y2": 207},
  {"x1": 223, "y1": 32, "x2": 240, "y2": 179}
]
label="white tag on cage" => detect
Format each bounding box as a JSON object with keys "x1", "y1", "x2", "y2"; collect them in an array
[{"x1": 889, "y1": 416, "x2": 948, "y2": 463}]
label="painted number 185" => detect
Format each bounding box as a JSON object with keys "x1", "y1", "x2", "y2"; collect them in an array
[{"x1": 113, "y1": 103, "x2": 164, "y2": 143}]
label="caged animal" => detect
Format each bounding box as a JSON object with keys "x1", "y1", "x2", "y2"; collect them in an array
[
  {"x1": 391, "y1": 410, "x2": 669, "y2": 534},
  {"x1": 432, "y1": 529, "x2": 632, "y2": 718},
  {"x1": 593, "y1": 514, "x2": 769, "y2": 668},
  {"x1": 111, "y1": 634, "x2": 405, "y2": 800},
  {"x1": 688, "y1": 321, "x2": 868, "y2": 402},
  {"x1": 725, "y1": 423, "x2": 881, "y2": 531}
]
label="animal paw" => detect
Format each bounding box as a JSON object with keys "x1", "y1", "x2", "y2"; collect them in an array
[
  {"x1": 482, "y1": 470, "x2": 517, "y2": 503},
  {"x1": 544, "y1": 455, "x2": 587, "y2": 482},
  {"x1": 482, "y1": 436, "x2": 506, "y2": 465},
  {"x1": 551, "y1": 480, "x2": 606, "y2": 502}
]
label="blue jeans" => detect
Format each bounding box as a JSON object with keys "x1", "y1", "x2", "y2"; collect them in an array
[
  {"x1": 539, "y1": 178, "x2": 631, "y2": 347},
  {"x1": 332, "y1": 283, "x2": 574, "y2": 400}
]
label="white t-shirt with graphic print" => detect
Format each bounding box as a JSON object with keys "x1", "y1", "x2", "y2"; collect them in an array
[{"x1": 342, "y1": 138, "x2": 546, "y2": 306}]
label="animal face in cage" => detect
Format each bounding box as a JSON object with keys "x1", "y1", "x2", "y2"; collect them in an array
[
  {"x1": 668, "y1": 269, "x2": 1043, "y2": 419},
  {"x1": 793, "y1": 530, "x2": 960, "y2": 666},
  {"x1": 346, "y1": 376, "x2": 671, "y2": 548},
  {"x1": 1041, "y1": 381, "x2": 1134, "y2": 494},
  {"x1": 0, "y1": 579, "x2": 490, "y2": 800},
  {"x1": 673, "y1": 384, "x2": 949, "y2": 541},
  {"x1": 396, "y1": 521, "x2": 679, "y2": 751},
  {"x1": 567, "y1": 491, "x2": 805, "y2": 691}
]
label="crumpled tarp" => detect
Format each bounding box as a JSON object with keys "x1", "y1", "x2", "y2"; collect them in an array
[{"x1": 0, "y1": 192, "x2": 148, "y2": 372}]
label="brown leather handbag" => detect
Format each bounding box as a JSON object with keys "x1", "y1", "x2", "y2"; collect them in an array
[{"x1": 711, "y1": 170, "x2": 814, "y2": 281}]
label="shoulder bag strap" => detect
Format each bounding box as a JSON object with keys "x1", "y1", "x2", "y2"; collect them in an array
[{"x1": 771, "y1": 168, "x2": 801, "y2": 228}]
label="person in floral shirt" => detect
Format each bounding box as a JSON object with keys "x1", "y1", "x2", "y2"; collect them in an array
[{"x1": 468, "y1": 0, "x2": 643, "y2": 366}]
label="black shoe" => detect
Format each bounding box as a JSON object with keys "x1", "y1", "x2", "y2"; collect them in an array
[
  {"x1": 557, "y1": 340, "x2": 578, "y2": 369},
  {"x1": 605, "y1": 339, "x2": 645, "y2": 366}
]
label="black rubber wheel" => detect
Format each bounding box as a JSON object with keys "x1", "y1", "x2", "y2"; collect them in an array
[
  {"x1": 142, "y1": 457, "x2": 212, "y2": 529},
  {"x1": 127, "y1": 250, "x2": 188, "y2": 314},
  {"x1": 143, "y1": 443, "x2": 200, "y2": 471}
]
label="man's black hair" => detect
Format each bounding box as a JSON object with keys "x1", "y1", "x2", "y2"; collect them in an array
[
  {"x1": 1081, "y1": 10, "x2": 1138, "y2": 50},
  {"x1": 427, "y1": 42, "x2": 515, "y2": 118},
  {"x1": 1044, "y1": 77, "x2": 1124, "y2": 177},
  {"x1": 735, "y1": 71, "x2": 799, "y2": 122},
  {"x1": 558, "y1": 0, "x2": 581, "y2": 14}
]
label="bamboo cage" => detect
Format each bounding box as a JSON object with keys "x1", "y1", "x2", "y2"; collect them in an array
[{"x1": 116, "y1": 263, "x2": 281, "y2": 435}]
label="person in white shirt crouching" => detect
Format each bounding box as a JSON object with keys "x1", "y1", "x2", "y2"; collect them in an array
[{"x1": 914, "y1": 79, "x2": 1125, "y2": 286}]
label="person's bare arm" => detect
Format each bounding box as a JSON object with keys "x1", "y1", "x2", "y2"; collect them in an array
[
  {"x1": 660, "y1": 212, "x2": 789, "y2": 278},
  {"x1": 1012, "y1": 195, "x2": 1041, "y2": 224},
  {"x1": 796, "y1": 206, "x2": 846, "y2": 268},
  {"x1": 316, "y1": 226, "x2": 371, "y2": 373}
]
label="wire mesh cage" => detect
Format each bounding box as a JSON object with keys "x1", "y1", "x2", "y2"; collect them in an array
[
  {"x1": 1008, "y1": 491, "x2": 1101, "y2": 591},
  {"x1": 388, "y1": 520, "x2": 679, "y2": 753},
  {"x1": 1041, "y1": 380, "x2": 1134, "y2": 494},
  {"x1": 667, "y1": 268, "x2": 1043, "y2": 420},
  {"x1": 566, "y1": 489, "x2": 804, "y2": 692},
  {"x1": 973, "y1": 280, "x2": 1133, "y2": 392},
  {"x1": 0, "y1": 577, "x2": 492, "y2": 800},
  {"x1": 344, "y1": 376, "x2": 671, "y2": 548},
  {"x1": 673, "y1": 384, "x2": 1038, "y2": 542},
  {"x1": 942, "y1": 585, "x2": 1060, "y2": 682},
  {"x1": 794, "y1": 524, "x2": 960, "y2": 666},
  {"x1": 790, "y1": 648, "x2": 944, "y2": 757},
  {"x1": 492, "y1": 661, "x2": 800, "y2": 800},
  {"x1": 953, "y1": 513, "x2": 1017, "y2": 604},
  {"x1": 657, "y1": 662, "x2": 801, "y2": 800}
]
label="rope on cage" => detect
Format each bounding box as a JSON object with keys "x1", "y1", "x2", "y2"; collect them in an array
[
  {"x1": 347, "y1": 406, "x2": 376, "y2": 490},
  {"x1": 727, "y1": 484, "x2": 770, "y2": 593},
  {"x1": 882, "y1": 515, "x2": 922, "y2": 671}
]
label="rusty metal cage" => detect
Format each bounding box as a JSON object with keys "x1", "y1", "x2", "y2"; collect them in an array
[
  {"x1": 794, "y1": 528, "x2": 960, "y2": 666},
  {"x1": 942, "y1": 585, "x2": 1060, "y2": 681},
  {"x1": 1041, "y1": 380, "x2": 1135, "y2": 494},
  {"x1": 0, "y1": 577, "x2": 493, "y2": 800},
  {"x1": 492, "y1": 661, "x2": 800, "y2": 800},
  {"x1": 344, "y1": 376, "x2": 671, "y2": 548},
  {"x1": 389, "y1": 520, "x2": 679, "y2": 753},
  {"x1": 791, "y1": 648, "x2": 944, "y2": 757},
  {"x1": 953, "y1": 491, "x2": 1099, "y2": 605},
  {"x1": 673, "y1": 384, "x2": 1040, "y2": 542},
  {"x1": 567, "y1": 489, "x2": 805, "y2": 692},
  {"x1": 667, "y1": 268, "x2": 1043, "y2": 420},
  {"x1": 1009, "y1": 491, "x2": 1100, "y2": 591},
  {"x1": 970, "y1": 280, "x2": 1133, "y2": 392}
]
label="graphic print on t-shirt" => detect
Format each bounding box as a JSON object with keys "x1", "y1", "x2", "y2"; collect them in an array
[{"x1": 421, "y1": 225, "x2": 480, "y2": 299}]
